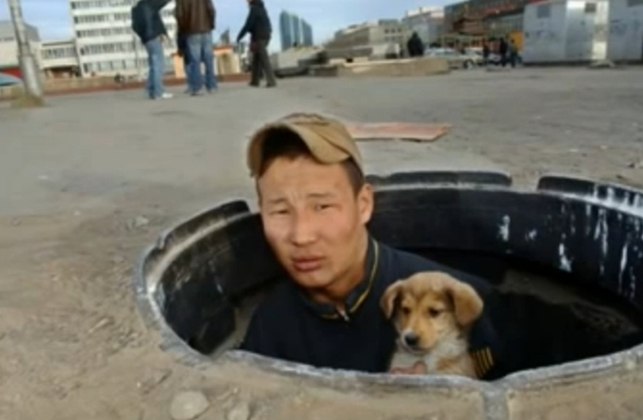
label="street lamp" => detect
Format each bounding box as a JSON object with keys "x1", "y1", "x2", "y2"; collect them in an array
[{"x1": 7, "y1": 0, "x2": 44, "y2": 103}]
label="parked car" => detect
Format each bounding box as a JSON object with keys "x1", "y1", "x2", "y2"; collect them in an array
[
  {"x1": 0, "y1": 72, "x2": 22, "y2": 87},
  {"x1": 424, "y1": 47, "x2": 484, "y2": 69}
]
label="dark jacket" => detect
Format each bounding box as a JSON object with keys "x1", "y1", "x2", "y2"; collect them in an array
[
  {"x1": 240, "y1": 238, "x2": 506, "y2": 379},
  {"x1": 407, "y1": 34, "x2": 424, "y2": 57},
  {"x1": 131, "y1": 0, "x2": 171, "y2": 44},
  {"x1": 499, "y1": 39, "x2": 509, "y2": 55},
  {"x1": 236, "y1": 0, "x2": 272, "y2": 42},
  {"x1": 175, "y1": 0, "x2": 216, "y2": 36}
]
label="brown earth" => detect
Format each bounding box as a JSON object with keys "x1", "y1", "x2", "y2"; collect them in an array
[{"x1": 1, "y1": 67, "x2": 642, "y2": 419}]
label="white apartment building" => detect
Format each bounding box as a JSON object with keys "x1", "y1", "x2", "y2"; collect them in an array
[
  {"x1": 41, "y1": 39, "x2": 81, "y2": 78},
  {"x1": 328, "y1": 20, "x2": 410, "y2": 49},
  {"x1": 0, "y1": 20, "x2": 42, "y2": 70},
  {"x1": 69, "y1": 0, "x2": 177, "y2": 77}
]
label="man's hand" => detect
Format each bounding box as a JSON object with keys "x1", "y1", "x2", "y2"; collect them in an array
[{"x1": 389, "y1": 361, "x2": 428, "y2": 375}]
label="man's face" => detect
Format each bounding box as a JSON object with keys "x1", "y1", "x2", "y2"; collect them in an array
[{"x1": 257, "y1": 156, "x2": 374, "y2": 291}]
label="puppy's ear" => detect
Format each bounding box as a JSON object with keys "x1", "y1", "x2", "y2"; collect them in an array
[
  {"x1": 380, "y1": 280, "x2": 404, "y2": 319},
  {"x1": 445, "y1": 278, "x2": 484, "y2": 327}
]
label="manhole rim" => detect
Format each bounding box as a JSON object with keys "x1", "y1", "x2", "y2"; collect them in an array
[{"x1": 133, "y1": 171, "x2": 643, "y2": 391}]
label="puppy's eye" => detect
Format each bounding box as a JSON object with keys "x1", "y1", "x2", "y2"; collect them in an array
[
  {"x1": 428, "y1": 309, "x2": 442, "y2": 317},
  {"x1": 401, "y1": 307, "x2": 411, "y2": 315}
]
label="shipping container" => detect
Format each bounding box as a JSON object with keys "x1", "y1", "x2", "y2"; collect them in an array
[
  {"x1": 608, "y1": 0, "x2": 643, "y2": 62},
  {"x1": 522, "y1": 0, "x2": 608, "y2": 63}
]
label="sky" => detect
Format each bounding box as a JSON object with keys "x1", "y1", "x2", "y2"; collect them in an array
[{"x1": 0, "y1": 0, "x2": 451, "y2": 45}]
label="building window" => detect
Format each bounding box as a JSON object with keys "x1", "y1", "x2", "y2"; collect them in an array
[
  {"x1": 537, "y1": 4, "x2": 551, "y2": 18},
  {"x1": 584, "y1": 2, "x2": 597, "y2": 13},
  {"x1": 627, "y1": 0, "x2": 643, "y2": 6}
]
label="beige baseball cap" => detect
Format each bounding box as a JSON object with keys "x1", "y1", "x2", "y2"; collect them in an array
[{"x1": 246, "y1": 113, "x2": 364, "y2": 177}]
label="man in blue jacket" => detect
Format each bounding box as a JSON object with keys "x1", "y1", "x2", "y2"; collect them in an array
[
  {"x1": 239, "y1": 113, "x2": 506, "y2": 379},
  {"x1": 132, "y1": 0, "x2": 173, "y2": 100},
  {"x1": 175, "y1": 0, "x2": 217, "y2": 95}
]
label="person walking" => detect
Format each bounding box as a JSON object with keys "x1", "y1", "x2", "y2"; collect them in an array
[
  {"x1": 236, "y1": 0, "x2": 277, "y2": 88},
  {"x1": 131, "y1": 0, "x2": 173, "y2": 100},
  {"x1": 175, "y1": 0, "x2": 218, "y2": 95},
  {"x1": 482, "y1": 41, "x2": 490, "y2": 66},
  {"x1": 406, "y1": 32, "x2": 424, "y2": 58},
  {"x1": 499, "y1": 37, "x2": 509, "y2": 68},
  {"x1": 509, "y1": 39, "x2": 519, "y2": 68}
]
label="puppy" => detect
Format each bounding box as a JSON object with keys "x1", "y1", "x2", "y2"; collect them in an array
[{"x1": 380, "y1": 271, "x2": 484, "y2": 378}]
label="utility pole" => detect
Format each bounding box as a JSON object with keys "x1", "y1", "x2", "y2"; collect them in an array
[{"x1": 7, "y1": 0, "x2": 44, "y2": 102}]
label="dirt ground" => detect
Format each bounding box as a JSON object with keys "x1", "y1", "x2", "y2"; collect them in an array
[{"x1": 1, "y1": 67, "x2": 643, "y2": 420}]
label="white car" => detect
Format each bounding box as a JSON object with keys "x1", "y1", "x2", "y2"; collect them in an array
[{"x1": 424, "y1": 47, "x2": 483, "y2": 69}]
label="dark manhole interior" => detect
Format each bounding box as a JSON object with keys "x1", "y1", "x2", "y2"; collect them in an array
[{"x1": 140, "y1": 172, "x2": 643, "y2": 381}]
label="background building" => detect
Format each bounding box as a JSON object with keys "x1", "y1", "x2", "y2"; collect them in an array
[
  {"x1": 522, "y1": 0, "x2": 609, "y2": 64},
  {"x1": 608, "y1": 0, "x2": 643, "y2": 62},
  {"x1": 0, "y1": 20, "x2": 42, "y2": 76},
  {"x1": 323, "y1": 20, "x2": 409, "y2": 61},
  {"x1": 444, "y1": 0, "x2": 531, "y2": 35},
  {"x1": 326, "y1": 19, "x2": 409, "y2": 49},
  {"x1": 403, "y1": 7, "x2": 444, "y2": 46},
  {"x1": 279, "y1": 11, "x2": 314, "y2": 50},
  {"x1": 41, "y1": 39, "x2": 80, "y2": 79},
  {"x1": 69, "y1": 0, "x2": 177, "y2": 77}
]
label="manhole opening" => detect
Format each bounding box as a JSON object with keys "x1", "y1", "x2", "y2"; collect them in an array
[
  {"x1": 142, "y1": 175, "x2": 643, "y2": 382},
  {"x1": 169, "y1": 249, "x2": 643, "y2": 379}
]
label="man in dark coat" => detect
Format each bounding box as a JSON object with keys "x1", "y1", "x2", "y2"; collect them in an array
[
  {"x1": 236, "y1": 0, "x2": 277, "y2": 88},
  {"x1": 499, "y1": 37, "x2": 509, "y2": 67},
  {"x1": 406, "y1": 32, "x2": 424, "y2": 58},
  {"x1": 131, "y1": 0, "x2": 173, "y2": 99}
]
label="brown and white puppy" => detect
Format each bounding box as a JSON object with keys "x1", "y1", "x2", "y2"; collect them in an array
[{"x1": 380, "y1": 271, "x2": 484, "y2": 378}]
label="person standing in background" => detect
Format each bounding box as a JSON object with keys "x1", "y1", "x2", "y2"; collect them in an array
[
  {"x1": 175, "y1": 0, "x2": 218, "y2": 95},
  {"x1": 482, "y1": 40, "x2": 490, "y2": 66},
  {"x1": 406, "y1": 32, "x2": 424, "y2": 58},
  {"x1": 499, "y1": 37, "x2": 509, "y2": 68},
  {"x1": 509, "y1": 39, "x2": 519, "y2": 68},
  {"x1": 236, "y1": 0, "x2": 277, "y2": 88},
  {"x1": 131, "y1": 0, "x2": 173, "y2": 100},
  {"x1": 176, "y1": 32, "x2": 191, "y2": 93}
]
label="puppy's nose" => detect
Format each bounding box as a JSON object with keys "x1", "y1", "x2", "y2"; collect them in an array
[{"x1": 403, "y1": 332, "x2": 419, "y2": 347}]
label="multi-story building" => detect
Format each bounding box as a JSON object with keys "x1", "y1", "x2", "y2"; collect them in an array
[
  {"x1": 403, "y1": 7, "x2": 445, "y2": 46},
  {"x1": 326, "y1": 20, "x2": 410, "y2": 50},
  {"x1": 41, "y1": 39, "x2": 81, "y2": 78},
  {"x1": 523, "y1": 0, "x2": 609, "y2": 63},
  {"x1": 69, "y1": 0, "x2": 177, "y2": 77},
  {"x1": 0, "y1": 20, "x2": 42, "y2": 74},
  {"x1": 444, "y1": 0, "x2": 531, "y2": 36},
  {"x1": 608, "y1": 0, "x2": 643, "y2": 62},
  {"x1": 279, "y1": 11, "x2": 314, "y2": 50},
  {"x1": 302, "y1": 20, "x2": 313, "y2": 46}
]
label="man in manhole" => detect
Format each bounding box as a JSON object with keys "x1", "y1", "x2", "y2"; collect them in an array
[{"x1": 239, "y1": 113, "x2": 504, "y2": 379}]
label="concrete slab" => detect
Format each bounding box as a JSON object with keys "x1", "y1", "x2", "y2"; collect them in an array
[{"x1": 311, "y1": 57, "x2": 450, "y2": 77}]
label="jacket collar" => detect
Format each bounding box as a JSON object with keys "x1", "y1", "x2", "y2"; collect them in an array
[{"x1": 299, "y1": 237, "x2": 380, "y2": 321}]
